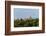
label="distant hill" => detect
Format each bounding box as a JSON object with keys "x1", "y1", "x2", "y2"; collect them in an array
[{"x1": 14, "y1": 16, "x2": 32, "y2": 20}]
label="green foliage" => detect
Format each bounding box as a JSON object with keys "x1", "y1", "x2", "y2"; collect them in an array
[{"x1": 14, "y1": 18, "x2": 39, "y2": 27}]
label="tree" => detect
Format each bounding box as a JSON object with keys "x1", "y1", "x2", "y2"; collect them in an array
[{"x1": 14, "y1": 17, "x2": 39, "y2": 27}]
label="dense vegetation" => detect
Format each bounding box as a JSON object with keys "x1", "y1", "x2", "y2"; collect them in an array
[{"x1": 14, "y1": 17, "x2": 39, "y2": 27}]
